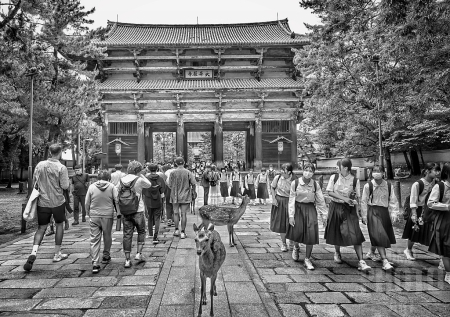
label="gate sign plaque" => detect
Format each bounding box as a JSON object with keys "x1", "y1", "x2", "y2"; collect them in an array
[
  {"x1": 115, "y1": 143, "x2": 121, "y2": 155},
  {"x1": 184, "y1": 69, "x2": 213, "y2": 79},
  {"x1": 278, "y1": 141, "x2": 283, "y2": 152}
]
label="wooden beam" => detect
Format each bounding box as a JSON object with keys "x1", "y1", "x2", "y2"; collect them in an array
[
  {"x1": 106, "y1": 108, "x2": 295, "y2": 114},
  {"x1": 101, "y1": 98, "x2": 299, "y2": 104},
  {"x1": 102, "y1": 65, "x2": 290, "y2": 72},
  {"x1": 100, "y1": 88, "x2": 303, "y2": 94},
  {"x1": 101, "y1": 54, "x2": 294, "y2": 61}
]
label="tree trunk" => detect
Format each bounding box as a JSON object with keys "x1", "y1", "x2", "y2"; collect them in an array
[
  {"x1": 403, "y1": 151, "x2": 412, "y2": 171},
  {"x1": 6, "y1": 161, "x2": 13, "y2": 188},
  {"x1": 384, "y1": 147, "x2": 394, "y2": 180},
  {"x1": 410, "y1": 149, "x2": 421, "y2": 176},
  {"x1": 71, "y1": 142, "x2": 76, "y2": 168},
  {"x1": 419, "y1": 148, "x2": 425, "y2": 166}
]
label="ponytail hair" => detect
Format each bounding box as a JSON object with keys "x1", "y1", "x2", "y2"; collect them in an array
[
  {"x1": 282, "y1": 163, "x2": 294, "y2": 176},
  {"x1": 421, "y1": 162, "x2": 441, "y2": 177}
]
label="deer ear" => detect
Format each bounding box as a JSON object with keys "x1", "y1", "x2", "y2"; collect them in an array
[{"x1": 193, "y1": 223, "x2": 198, "y2": 232}]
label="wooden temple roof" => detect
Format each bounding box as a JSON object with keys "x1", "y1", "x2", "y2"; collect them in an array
[
  {"x1": 95, "y1": 19, "x2": 307, "y2": 47},
  {"x1": 98, "y1": 78, "x2": 302, "y2": 92}
]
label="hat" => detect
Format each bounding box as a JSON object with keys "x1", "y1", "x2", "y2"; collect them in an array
[
  {"x1": 261, "y1": 167, "x2": 267, "y2": 172},
  {"x1": 175, "y1": 157, "x2": 185, "y2": 166},
  {"x1": 74, "y1": 164, "x2": 81, "y2": 169},
  {"x1": 147, "y1": 163, "x2": 158, "y2": 172},
  {"x1": 114, "y1": 164, "x2": 123, "y2": 169}
]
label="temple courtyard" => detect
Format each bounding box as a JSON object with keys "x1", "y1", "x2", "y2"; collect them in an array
[{"x1": 0, "y1": 189, "x2": 449, "y2": 317}]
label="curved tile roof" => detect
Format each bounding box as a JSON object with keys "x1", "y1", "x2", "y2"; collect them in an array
[
  {"x1": 98, "y1": 78, "x2": 302, "y2": 91},
  {"x1": 95, "y1": 19, "x2": 307, "y2": 47}
]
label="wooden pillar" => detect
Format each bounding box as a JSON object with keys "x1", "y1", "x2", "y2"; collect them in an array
[
  {"x1": 290, "y1": 120, "x2": 298, "y2": 169},
  {"x1": 254, "y1": 121, "x2": 262, "y2": 170},
  {"x1": 137, "y1": 114, "x2": 145, "y2": 163},
  {"x1": 145, "y1": 125, "x2": 153, "y2": 162},
  {"x1": 101, "y1": 122, "x2": 109, "y2": 169},
  {"x1": 215, "y1": 125, "x2": 224, "y2": 168},
  {"x1": 176, "y1": 124, "x2": 184, "y2": 159}
]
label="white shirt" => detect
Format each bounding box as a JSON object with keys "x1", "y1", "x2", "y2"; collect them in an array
[
  {"x1": 360, "y1": 179, "x2": 399, "y2": 218},
  {"x1": 410, "y1": 178, "x2": 435, "y2": 209},
  {"x1": 326, "y1": 173, "x2": 361, "y2": 204},
  {"x1": 289, "y1": 178, "x2": 328, "y2": 220},
  {"x1": 427, "y1": 181, "x2": 450, "y2": 211}
]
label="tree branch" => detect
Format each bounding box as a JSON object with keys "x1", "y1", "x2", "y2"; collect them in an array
[{"x1": 0, "y1": 0, "x2": 21, "y2": 30}]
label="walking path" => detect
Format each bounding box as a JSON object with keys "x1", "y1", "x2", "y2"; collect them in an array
[{"x1": 0, "y1": 188, "x2": 449, "y2": 316}]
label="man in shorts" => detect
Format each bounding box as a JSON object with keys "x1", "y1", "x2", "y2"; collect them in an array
[
  {"x1": 168, "y1": 157, "x2": 196, "y2": 239},
  {"x1": 23, "y1": 144, "x2": 70, "y2": 271}
]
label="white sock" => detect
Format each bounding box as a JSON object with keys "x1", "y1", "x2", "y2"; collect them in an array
[
  {"x1": 31, "y1": 245, "x2": 39, "y2": 256},
  {"x1": 54, "y1": 245, "x2": 61, "y2": 255}
]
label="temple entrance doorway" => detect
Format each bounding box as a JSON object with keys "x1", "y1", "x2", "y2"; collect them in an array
[
  {"x1": 152, "y1": 132, "x2": 176, "y2": 164},
  {"x1": 187, "y1": 131, "x2": 213, "y2": 164},
  {"x1": 223, "y1": 131, "x2": 247, "y2": 170}
]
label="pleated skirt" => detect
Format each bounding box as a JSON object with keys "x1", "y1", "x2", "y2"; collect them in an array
[
  {"x1": 257, "y1": 183, "x2": 269, "y2": 199},
  {"x1": 324, "y1": 201, "x2": 365, "y2": 246},
  {"x1": 230, "y1": 181, "x2": 241, "y2": 197},
  {"x1": 401, "y1": 206, "x2": 433, "y2": 246},
  {"x1": 244, "y1": 184, "x2": 256, "y2": 199},
  {"x1": 220, "y1": 182, "x2": 229, "y2": 197},
  {"x1": 270, "y1": 195, "x2": 289, "y2": 233},
  {"x1": 367, "y1": 205, "x2": 396, "y2": 248},
  {"x1": 209, "y1": 185, "x2": 221, "y2": 205},
  {"x1": 286, "y1": 202, "x2": 319, "y2": 245},
  {"x1": 428, "y1": 211, "x2": 450, "y2": 257}
]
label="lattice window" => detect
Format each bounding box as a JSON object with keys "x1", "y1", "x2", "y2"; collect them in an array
[
  {"x1": 109, "y1": 122, "x2": 137, "y2": 135},
  {"x1": 262, "y1": 120, "x2": 290, "y2": 133}
]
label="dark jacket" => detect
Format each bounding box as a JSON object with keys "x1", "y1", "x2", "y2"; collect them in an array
[
  {"x1": 201, "y1": 171, "x2": 211, "y2": 188},
  {"x1": 142, "y1": 174, "x2": 166, "y2": 209}
]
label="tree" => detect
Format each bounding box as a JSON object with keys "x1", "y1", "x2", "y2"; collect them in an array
[{"x1": 223, "y1": 131, "x2": 246, "y2": 163}]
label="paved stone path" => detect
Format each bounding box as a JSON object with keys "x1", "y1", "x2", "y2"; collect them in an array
[{"x1": 0, "y1": 188, "x2": 449, "y2": 316}]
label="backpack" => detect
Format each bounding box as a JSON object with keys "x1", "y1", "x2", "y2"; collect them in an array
[
  {"x1": 209, "y1": 172, "x2": 218, "y2": 187},
  {"x1": 368, "y1": 180, "x2": 391, "y2": 204},
  {"x1": 422, "y1": 182, "x2": 445, "y2": 224},
  {"x1": 403, "y1": 180, "x2": 425, "y2": 220},
  {"x1": 118, "y1": 177, "x2": 140, "y2": 215},
  {"x1": 143, "y1": 177, "x2": 162, "y2": 209}
]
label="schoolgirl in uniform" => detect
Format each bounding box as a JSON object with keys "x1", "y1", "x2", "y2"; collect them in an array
[
  {"x1": 230, "y1": 166, "x2": 242, "y2": 205},
  {"x1": 219, "y1": 167, "x2": 230, "y2": 204},
  {"x1": 402, "y1": 162, "x2": 440, "y2": 260},
  {"x1": 361, "y1": 165, "x2": 399, "y2": 271},
  {"x1": 427, "y1": 163, "x2": 450, "y2": 284},
  {"x1": 286, "y1": 163, "x2": 327, "y2": 270},
  {"x1": 270, "y1": 163, "x2": 297, "y2": 252},
  {"x1": 208, "y1": 165, "x2": 221, "y2": 205},
  {"x1": 244, "y1": 169, "x2": 257, "y2": 205},
  {"x1": 325, "y1": 158, "x2": 371, "y2": 272},
  {"x1": 256, "y1": 168, "x2": 270, "y2": 205}
]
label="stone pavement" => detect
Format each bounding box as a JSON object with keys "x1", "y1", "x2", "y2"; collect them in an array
[{"x1": 0, "y1": 188, "x2": 449, "y2": 316}]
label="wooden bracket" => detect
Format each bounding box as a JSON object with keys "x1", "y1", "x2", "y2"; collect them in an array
[
  {"x1": 175, "y1": 49, "x2": 182, "y2": 82},
  {"x1": 252, "y1": 48, "x2": 266, "y2": 82},
  {"x1": 131, "y1": 49, "x2": 143, "y2": 83},
  {"x1": 214, "y1": 48, "x2": 226, "y2": 81}
]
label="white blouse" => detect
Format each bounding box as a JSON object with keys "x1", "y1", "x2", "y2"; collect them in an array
[
  {"x1": 360, "y1": 179, "x2": 399, "y2": 218},
  {"x1": 410, "y1": 178, "x2": 435, "y2": 209},
  {"x1": 427, "y1": 181, "x2": 450, "y2": 211},
  {"x1": 326, "y1": 174, "x2": 361, "y2": 204},
  {"x1": 288, "y1": 178, "x2": 328, "y2": 220}
]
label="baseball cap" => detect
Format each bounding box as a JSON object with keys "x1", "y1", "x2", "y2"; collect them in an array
[
  {"x1": 175, "y1": 157, "x2": 185, "y2": 166},
  {"x1": 74, "y1": 164, "x2": 81, "y2": 169},
  {"x1": 147, "y1": 163, "x2": 158, "y2": 172}
]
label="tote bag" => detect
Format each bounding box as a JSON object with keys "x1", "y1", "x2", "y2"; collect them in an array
[{"x1": 23, "y1": 186, "x2": 40, "y2": 221}]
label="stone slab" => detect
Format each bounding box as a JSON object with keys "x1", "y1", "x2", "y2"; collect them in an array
[
  {"x1": 161, "y1": 283, "x2": 195, "y2": 305},
  {"x1": 0, "y1": 278, "x2": 59, "y2": 288},
  {"x1": 0, "y1": 288, "x2": 39, "y2": 299},
  {"x1": 273, "y1": 291, "x2": 310, "y2": 304},
  {"x1": 305, "y1": 292, "x2": 352, "y2": 304},
  {"x1": 325, "y1": 282, "x2": 370, "y2": 292},
  {"x1": 279, "y1": 304, "x2": 308, "y2": 317},
  {"x1": 118, "y1": 275, "x2": 157, "y2": 286},
  {"x1": 305, "y1": 304, "x2": 345, "y2": 317},
  {"x1": 225, "y1": 282, "x2": 262, "y2": 304},
  {"x1": 56, "y1": 276, "x2": 118, "y2": 287},
  {"x1": 35, "y1": 297, "x2": 104, "y2": 310},
  {"x1": 229, "y1": 304, "x2": 269, "y2": 317},
  {"x1": 33, "y1": 286, "x2": 98, "y2": 298},
  {"x1": 341, "y1": 304, "x2": 400, "y2": 317},
  {"x1": 387, "y1": 304, "x2": 439, "y2": 317},
  {"x1": 0, "y1": 299, "x2": 41, "y2": 311},
  {"x1": 84, "y1": 308, "x2": 146, "y2": 317},
  {"x1": 421, "y1": 303, "x2": 450, "y2": 316},
  {"x1": 93, "y1": 286, "x2": 154, "y2": 297},
  {"x1": 426, "y1": 290, "x2": 450, "y2": 303},
  {"x1": 286, "y1": 282, "x2": 328, "y2": 292}
]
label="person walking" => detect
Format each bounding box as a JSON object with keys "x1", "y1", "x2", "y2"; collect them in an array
[
  {"x1": 360, "y1": 165, "x2": 399, "y2": 271},
  {"x1": 402, "y1": 162, "x2": 441, "y2": 260},
  {"x1": 270, "y1": 163, "x2": 297, "y2": 252},
  {"x1": 23, "y1": 144, "x2": 70, "y2": 271},
  {"x1": 165, "y1": 163, "x2": 175, "y2": 227},
  {"x1": 117, "y1": 161, "x2": 151, "y2": 268},
  {"x1": 244, "y1": 169, "x2": 257, "y2": 205},
  {"x1": 208, "y1": 165, "x2": 221, "y2": 205},
  {"x1": 71, "y1": 164, "x2": 89, "y2": 225},
  {"x1": 256, "y1": 168, "x2": 270, "y2": 205},
  {"x1": 143, "y1": 163, "x2": 166, "y2": 244},
  {"x1": 219, "y1": 167, "x2": 230, "y2": 204},
  {"x1": 85, "y1": 170, "x2": 120, "y2": 273},
  {"x1": 427, "y1": 164, "x2": 450, "y2": 285},
  {"x1": 169, "y1": 157, "x2": 197, "y2": 239},
  {"x1": 286, "y1": 163, "x2": 327, "y2": 270},
  {"x1": 201, "y1": 164, "x2": 211, "y2": 205},
  {"x1": 110, "y1": 164, "x2": 126, "y2": 186},
  {"x1": 324, "y1": 158, "x2": 371, "y2": 272},
  {"x1": 230, "y1": 166, "x2": 242, "y2": 205}
]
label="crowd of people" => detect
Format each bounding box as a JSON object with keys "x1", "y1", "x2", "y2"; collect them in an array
[{"x1": 21, "y1": 144, "x2": 450, "y2": 286}]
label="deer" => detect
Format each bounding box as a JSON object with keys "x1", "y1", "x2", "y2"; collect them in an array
[
  {"x1": 198, "y1": 195, "x2": 250, "y2": 247},
  {"x1": 194, "y1": 223, "x2": 226, "y2": 317}
]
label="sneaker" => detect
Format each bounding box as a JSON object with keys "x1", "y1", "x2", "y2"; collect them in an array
[
  {"x1": 180, "y1": 232, "x2": 186, "y2": 239},
  {"x1": 304, "y1": 258, "x2": 315, "y2": 270},
  {"x1": 92, "y1": 265, "x2": 100, "y2": 274},
  {"x1": 52, "y1": 253, "x2": 69, "y2": 262},
  {"x1": 173, "y1": 229, "x2": 180, "y2": 237},
  {"x1": 153, "y1": 237, "x2": 159, "y2": 245},
  {"x1": 382, "y1": 259, "x2": 394, "y2": 272},
  {"x1": 438, "y1": 258, "x2": 445, "y2": 270},
  {"x1": 64, "y1": 221, "x2": 69, "y2": 230},
  {"x1": 82, "y1": 217, "x2": 86, "y2": 222},
  {"x1": 23, "y1": 255, "x2": 36, "y2": 272},
  {"x1": 72, "y1": 221, "x2": 79, "y2": 225},
  {"x1": 366, "y1": 251, "x2": 382, "y2": 262},
  {"x1": 124, "y1": 259, "x2": 132, "y2": 268},
  {"x1": 288, "y1": 240, "x2": 295, "y2": 251},
  {"x1": 403, "y1": 249, "x2": 416, "y2": 261},
  {"x1": 358, "y1": 260, "x2": 372, "y2": 272},
  {"x1": 281, "y1": 244, "x2": 288, "y2": 252},
  {"x1": 135, "y1": 253, "x2": 146, "y2": 263},
  {"x1": 101, "y1": 255, "x2": 111, "y2": 264},
  {"x1": 334, "y1": 252, "x2": 343, "y2": 264},
  {"x1": 445, "y1": 272, "x2": 450, "y2": 285},
  {"x1": 292, "y1": 247, "x2": 300, "y2": 262}
]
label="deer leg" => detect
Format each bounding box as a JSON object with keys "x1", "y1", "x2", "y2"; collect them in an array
[
  {"x1": 210, "y1": 275, "x2": 216, "y2": 317},
  {"x1": 227, "y1": 224, "x2": 234, "y2": 247},
  {"x1": 198, "y1": 273, "x2": 205, "y2": 317},
  {"x1": 201, "y1": 274, "x2": 207, "y2": 305}
]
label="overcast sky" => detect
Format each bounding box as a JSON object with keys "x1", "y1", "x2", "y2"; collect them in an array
[{"x1": 79, "y1": 0, "x2": 320, "y2": 34}]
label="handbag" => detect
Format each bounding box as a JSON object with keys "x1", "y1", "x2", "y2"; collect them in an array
[{"x1": 23, "y1": 185, "x2": 40, "y2": 221}]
